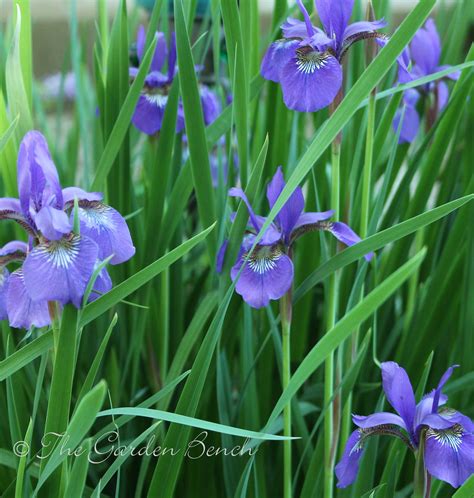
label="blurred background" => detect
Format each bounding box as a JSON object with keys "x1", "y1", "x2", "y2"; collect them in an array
[{"x1": 0, "y1": 0, "x2": 460, "y2": 77}]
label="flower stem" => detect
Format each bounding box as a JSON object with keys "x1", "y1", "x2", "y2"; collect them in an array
[
  {"x1": 280, "y1": 290, "x2": 292, "y2": 498},
  {"x1": 360, "y1": 92, "x2": 376, "y2": 240},
  {"x1": 324, "y1": 139, "x2": 341, "y2": 498}
]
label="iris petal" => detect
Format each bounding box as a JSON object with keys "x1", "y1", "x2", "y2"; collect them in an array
[
  {"x1": 230, "y1": 245, "x2": 293, "y2": 309},
  {"x1": 335, "y1": 430, "x2": 365, "y2": 488},
  {"x1": 76, "y1": 201, "x2": 135, "y2": 265},
  {"x1": 6, "y1": 270, "x2": 51, "y2": 329},
  {"x1": 425, "y1": 425, "x2": 474, "y2": 488},
  {"x1": 280, "y1": 47, "x2": 342, "y2": 112},
  {"x1": 380, "y1": 361, "x2": 417, "y2": 434},
  {"x1": 22, "y1": 234, "x2": 98, "y2": 308},
  {"x1": 261, "y1": 39, "x2": 299, "y2": 83}
]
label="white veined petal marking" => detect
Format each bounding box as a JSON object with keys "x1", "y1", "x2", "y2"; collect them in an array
[
  {"x1": 79, "y1": 202, "x2": 116, "y2": 233},
  {"x1": 144, "y1": 92, "x2": 168, "y2": 107},
  {"x1": 295, "y1": 47, "x2": 330, "y2": 74},
  {"x1": 426, "y1": 424, "x2": 464, "y2": 452},
  {"x1": 246, "y1": 246, "x2": 283, "y2": 275},
  {"x1": 36, "y1": 236, "x2": 81, "y2": 269}
]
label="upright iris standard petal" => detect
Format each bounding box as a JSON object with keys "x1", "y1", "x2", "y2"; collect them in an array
[
  {"x1": 17, "y1": 130, "x2": 63, "y2": 217},
  {"x1": 335, "y1": 430, "x2": 365, "y2": 488},
  {"x1": 315, "y1": 0, "x2": 355, "y2": 46},
  {"x1": 136, "y1": 26, "x2": 168, "y2": 73},
  {"x1": 432, "y1": 365, "x2": 459, "y2": 413},
  {"x1": 280, "y1": 47, "x2": 343, "y2": 112},
  {"x1": 76, "y1": 201, "x2": 135, "y2": 265},
  {"x1": 7, "y1": 270, "x2": 51, "y2": 329},
  {"x1": 425, "y1": 425, "x2": 474, "y2": 488},
  {"x1": 266, "y1": 166, "x2": 304, "y2": 240},
  {"x1": 22, "y1": 234, "x2": 98, "y2": 308},
  {"x1": 381, "y1": 362, "x2": 417, "y2": 434},
  {"x1": 230, "y1": 242, "x2": 293, "y2": 309},
  {"x1": 34, "y1": 205, "x2": 72, "y2": 241},
  {"x1": 410, "y1": 18, "x2": 441, "y2": 74},
  {"x1": 229, "y1": 188, "x2": 282, "y2": 245},
  {"x1": 281, "y1": 18, "x2": 314, "y2": 39},
  {"x1": 261, "y1": 39, "x2": 300, "y2": 83}
]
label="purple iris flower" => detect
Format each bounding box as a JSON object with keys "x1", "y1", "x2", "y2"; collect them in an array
[
  {"x1": 217, "y1": 167, "x2": 373, "y2": 308},
  {"x1": 336, "y1": 362, "x2": 474, "y2": 489},
  {"x1": 130, "y1": 26, "x2": 220, "y2": 135},
  {"x1": 261, "y1": 0, "x2": 386, "y2": 112},
  {"x1": 393, "y1": 19, "x2": 460, "y2": 143},
  {"x1": 0, "y1": 131, "x2": 135, "y2": 329}
]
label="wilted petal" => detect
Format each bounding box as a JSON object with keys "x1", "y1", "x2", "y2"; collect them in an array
[
  {"x1": 353, "y1": 412, "x2": 407, "y2": 431},
  {"x1": 77, "y1": 201, "x2": 135, "y2": 265},
  {"x1": 410, "y1": 18, "x2": 441, "y2": 75},
  {"x1": 22, "y1": 234, "x2": 98, "y2": 308},
  {"x1": 381, "y1": 361, "x2": 416, "y2": 434},
  {"x1": 34, "y1": 206, "x2": 72, "y2": 241},
  {"x1": 315, "y1": 0, "x2": 354, "y2": 45},
  {"x1": 230, "y1": 244, "x2": 293, "y2": 309},
  {"x1": 17, "y1": 131, "x2": 63, "y2": 216},
  {"x1": 326, "y1": 222, "x2": 374, "y2": 261},
  {"x1": 335, "y1": 430, "x2": 365, "y2": 488},
  {"x1": 261, "y1": 39, "x2": 299, "y2": 83},
  {"x1": 425, "y1": 425, "x2": 474, "y2": 488},
  {"x1": 266, "y1": 167, "x2": 304, "y2": 240},
  {"x1": 343, "y1": 19, "x2": 387, "y2": 41},
  {"x1": 6, "y1": 270, "x2": 50, "y2": 329},
  {"x1": 280, "y1": 47, "x2": 342, "y2": 112},
  {"x1": 393, "y1": 105, "x2": 420, "y2": 144}
]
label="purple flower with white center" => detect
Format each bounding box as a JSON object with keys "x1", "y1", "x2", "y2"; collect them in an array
[
  {"x1": 0, "y1": 131, "x2": 134, "y2": 328},
  {"x1": 261, "y1": 0, "x2": 386, "y2": 112},
  {"x1": 336, "y1": 361, "x2": 474, "y2": 489},
  {"x1": 217, "y1": 167, "x2": 373, "y2": 308},
  {"x1": 393, "y1": 19, "x2": 460, "y2": 143},
  {"x1": 130, "y1": 26, "x2": 220, "y2": 135}
]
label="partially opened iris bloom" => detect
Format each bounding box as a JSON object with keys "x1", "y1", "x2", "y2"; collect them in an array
[{"x1": 393, "y1": 19, "x2": 460, "y2": 143}]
